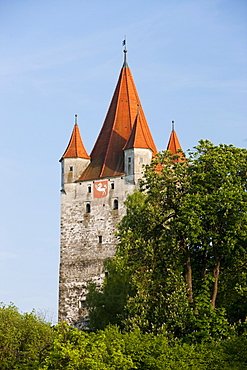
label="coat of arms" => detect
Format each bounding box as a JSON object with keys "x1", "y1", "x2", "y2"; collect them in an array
[{"x1": 94, "y1": 181, "x2": 108, "y2": 198}]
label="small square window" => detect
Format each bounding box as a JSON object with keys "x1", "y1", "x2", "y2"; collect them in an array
[
  {"x1": 139, "y1": 157, "x2": 143, "y2": 163},
  {"x1": 69, "y1": 166, "x2": 73, "y2": 171},
  {"x1": 128, "y1": 157, "x2": 131, "y2": 163}
]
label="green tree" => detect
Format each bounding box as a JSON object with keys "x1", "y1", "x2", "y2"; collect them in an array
[
  {"x1": 86, "y1": 258, "x2": 132, "y2": 331},
  {"x1": 41, "y1": 323, "x2": 134, "y2": 369},
  {"x1": 1, "y1": 303, "x2": 247, "y2": 369},
  {"x1": 42, "y1": 323, "x2": 247, "y2": 369},
  {"x1": 87, "y1": 141, "x2": 247, "y2": 340},
  {"x1": 176, "y1": 141, "x2": 247, "y2": 313},
  {"x1": 0, "y1": 303, "x2": 55, "y2": 369}
]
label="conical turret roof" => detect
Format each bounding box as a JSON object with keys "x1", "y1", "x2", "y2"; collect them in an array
[
  {"x1": 78, "y1": 54, "x2": 157, "y2": 181},
  {"x1": 61, "y1": 119, "x2": 90, "y2": 160},
  {"x1": 124, "y1": 111, "x2": 153, "y2": 150},
  {"x1": 166, "y1": 124, "x2": 183, "y2": 162}
]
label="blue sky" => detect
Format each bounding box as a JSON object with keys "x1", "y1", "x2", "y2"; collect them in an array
[{"x1": 0, "y1": 0, "x2": 246, "y2": 323}]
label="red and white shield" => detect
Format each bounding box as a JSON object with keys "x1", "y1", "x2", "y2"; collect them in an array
[{"x1": 94, "y1": 180, "x2": 108, "y2": 198}]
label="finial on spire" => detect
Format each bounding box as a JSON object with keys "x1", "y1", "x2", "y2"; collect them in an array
[
  {"x1": 122, "y1": 36, "x2": 128, "y2": 67},
  {"x1": 172, "y1": 120, "x2": 175, "y2": 131},
  {"x1": 122, "y1": 36, "x2": 127, "y2": 51},
  {"x1": 75, "y1": 114, "x2": 78, "y2": 126}
]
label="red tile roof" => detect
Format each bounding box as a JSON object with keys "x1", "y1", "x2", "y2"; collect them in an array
[
  {"x1": 61, "y1": 123, "x2": 90, "y2": 160},
  {"x1": 78, "y1": 59, "x2": 157, "y2": 181},
  {"x1": 166, "y1": 129, "x2": 183, "y2": 162},
  {"x1": 124, "y1": 111, "x2": 155, "y2": 151}
]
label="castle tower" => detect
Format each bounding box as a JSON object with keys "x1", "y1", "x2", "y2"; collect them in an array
[{"x1": 58, "y1": 51, "x2": 158, "y2": 328}]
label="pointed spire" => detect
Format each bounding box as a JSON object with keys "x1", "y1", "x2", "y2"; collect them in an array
[
  {"x1": 124, "y1": 106, "x2": 154, "y2": 150},
  {"x1": 122, "y1": 37, "x2": 128, "y2": 68},
  {"x1": 61, "y1": 115, "x2": 90, "y2": 160},
  {"x1": 166, "y1": 121, "x2": 183, "y2": 162},
  {"x1": 123, "y1": 49, "x2": 128, "y2": 68},
  {"x1": 78, "y1": 57, "x2": 157, "y2": 181}
]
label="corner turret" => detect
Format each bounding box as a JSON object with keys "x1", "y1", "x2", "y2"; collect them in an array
[
  {"x1": 60, "y1": 115, "x2": 90, "y2": 189},
  {"x1": 166, "y1": 121, "x2": 183, "y2": 162},
  {"x1": 124, "y1": 107, "x2": 154, "y2": 184}
]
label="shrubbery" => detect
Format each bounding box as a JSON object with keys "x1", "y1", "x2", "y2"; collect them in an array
[
  {"x1": 0, "y1": 303, "x2": 55, "y2": 369},
  {"x1": 0, "y1": 304, "x2": 246, "y2": 369}
]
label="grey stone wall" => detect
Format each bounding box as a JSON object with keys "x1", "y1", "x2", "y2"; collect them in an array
[{"x1": 59, "y1": 175, "x2": 137, "y2": 328}]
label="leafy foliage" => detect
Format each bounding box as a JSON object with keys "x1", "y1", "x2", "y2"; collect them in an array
[
  {"x1": 87, "y1": 141, "x2": 247, "y2": 340},
  {"x1": 41, "y1": 323, "x2": 134, "y2": 369},
  {"x1": 1, "y1": 306, "x2": 247, "y2": 369},
  {"x1": 86, "y1": 258, "x2": 132, "y2": 331},
  {"x1": 0, "y1": 304, "x2": 246, "y2": 369},
  {"x1": 0, "y1": 303, "x2": 55, "y2": 370}
]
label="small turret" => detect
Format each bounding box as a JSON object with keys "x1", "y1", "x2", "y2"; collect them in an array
[
  {"x1": 60, "y1": 115, "x2": 90, "y2": 189},
  {"x1": 167, "y1": 121, "x2": 183, "y2": 162},
  {"x1": 124, "y1": 106, "x2": 154, "y2": 184}
]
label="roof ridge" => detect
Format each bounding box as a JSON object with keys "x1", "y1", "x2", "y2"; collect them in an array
[
  {"x1": 125, "y1": 65, "x2": 133, "y2": 129},
  {"x1": 99, "y1": 65, "x2": 126, "y2": 177}
]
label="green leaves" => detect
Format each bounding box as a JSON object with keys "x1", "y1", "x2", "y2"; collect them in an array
[
  {"x1": 0, "y1": 303, "x2": 55, "y2": 370},
  {"x1": 0, "y1": 304, "x2": 247, "y2": 369},
  {"x1": 87, "y1": 140, "x2": 247, "y2": 340}
]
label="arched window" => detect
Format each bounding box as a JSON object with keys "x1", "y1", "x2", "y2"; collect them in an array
[
  {"x1": 86, "y1": 203, "x2": 91, "y2": 213},
  {"x1": 113, "y1": 199, "x2": 118, "y2": 210}
]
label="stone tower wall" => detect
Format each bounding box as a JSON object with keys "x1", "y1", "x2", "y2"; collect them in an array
[
  {"x1": 124, "y1": 147, "x2": 153, "y2": 184},
  {"x1": 61, "y1": 157, "x2": 90, "y2": 188},
  {"x1": 59, "y1": 175, "x2": 137, "y2": 328}
]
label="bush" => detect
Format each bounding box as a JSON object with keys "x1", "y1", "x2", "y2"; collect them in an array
[{"x1": 0, "y1": 303, "x2": 55, "y2": 370}]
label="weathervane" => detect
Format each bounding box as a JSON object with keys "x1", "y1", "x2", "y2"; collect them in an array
[
  {"x1": 122, "y1": 36, "x2": 127, "y2": 51},
  {"x1": 122, "y1": 36, "x2": 127, "y2": 65}
]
